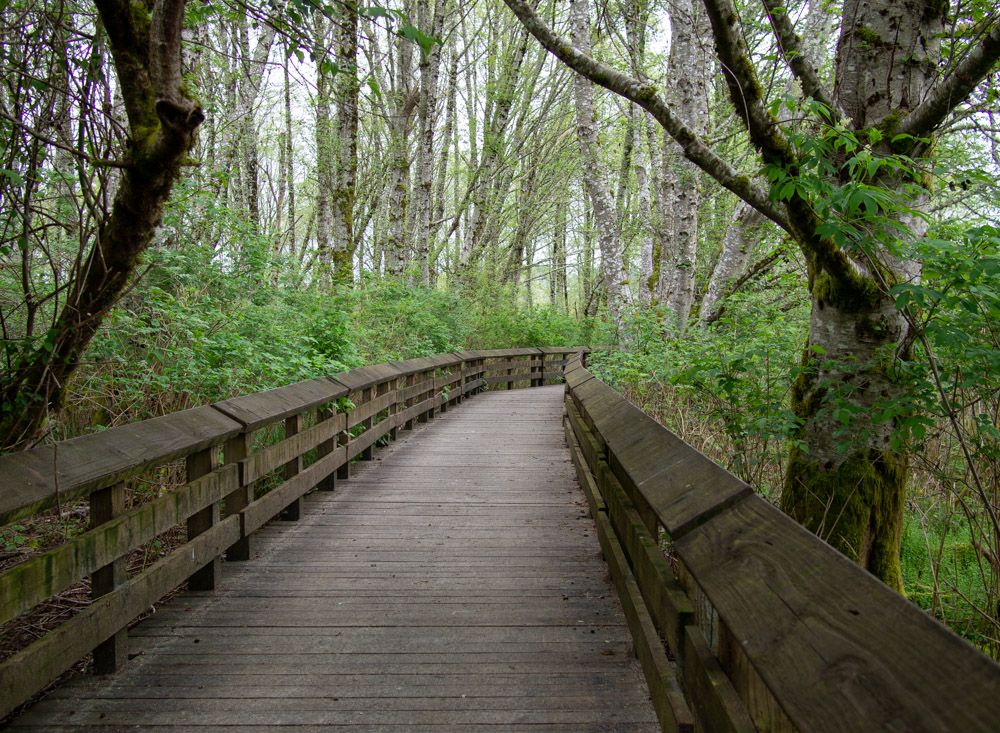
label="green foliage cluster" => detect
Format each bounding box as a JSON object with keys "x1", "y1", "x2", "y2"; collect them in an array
[
  {"x1": 590, "y1": 290, "x2": 809, "y2": 498},
  {"x1": 342, "y1": 279, "x2": 468, "y2": 362},
  {"x1": 466, "y1": 299, "x2": 592, "y2": 350},
  {"x1": 901, "y1": 503, "x2": 993, "y2": 649},
  {"x1": 55, "y1": 181, "x2": 588, "y2": 436}
]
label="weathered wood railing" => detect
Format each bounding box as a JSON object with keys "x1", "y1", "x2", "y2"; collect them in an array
[
  {"x1": 563, "y1": 354, "x2": 1000, "y2": 732},
  {"x1": 0, "y1": 347, "x2": 582, "y2": 719}
]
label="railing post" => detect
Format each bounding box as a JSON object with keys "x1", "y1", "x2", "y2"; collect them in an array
[
  {"x1": 418, "y1": 371, "x2": 431, "y2": 423},
  {"x1": 389, "y1": 377, "x2": 399, "y2": 440},
  {"x1": 337, "y1": 421, "x2": 351, "y2": 481},
  {"x1": 427, "y1": 369, "x2": 437, "y2": 420},
  {"x1": 439, "y1": 369, "x2": 449, "y2": 414},
  {"x1": 187, "y1": 447, "x2": 221, "y2": 589},
  {"x1": 316, "y1": 404, "x2": 336, "y2": 491},
  {"x1": 404, "y1": 374, "x2": 415, "y2": 431},
  {"x1": 90, "y1": 481, "x2": 127, "y2": 674},
  {"x1": 533, "y1": 352, "x2": 545, "y2": 387},
  {"x1": 223, "y1": 432, "x2": 254, "y2": 561},
  {"x1": 360, "y1": 386, "x2": 375, "y2": 460},
  {"x1": 506, "y1": 359, "x2": 515, "y2": 391},
  {"x1": 282, "y1": 414, "x2": 302, "y2": 519}
]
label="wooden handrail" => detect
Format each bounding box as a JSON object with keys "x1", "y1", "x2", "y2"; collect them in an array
[
  {"x1": 0, "y1": 347, "x2": 586, "y2": 719},
  {"x1": 563, "y1": 354, "x2": 1000, "y2": 732}
]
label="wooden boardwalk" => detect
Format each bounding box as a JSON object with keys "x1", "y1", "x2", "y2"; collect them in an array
[{"x1": 10, "y1": 386, "x2": 657, "y2": 732}]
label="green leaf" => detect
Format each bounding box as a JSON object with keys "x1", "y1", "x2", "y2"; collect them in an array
[{"x1": 399, "y1": 25, "x2": 440, "y2": 57}]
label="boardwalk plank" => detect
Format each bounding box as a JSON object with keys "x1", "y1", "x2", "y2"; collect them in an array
[{"x1": 8, "y1": 386, "x2": 656, "y2": 731}]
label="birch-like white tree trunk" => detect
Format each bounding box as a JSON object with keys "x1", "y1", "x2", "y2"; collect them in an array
[
  {"x1": 385, "y1": 9, "x2": 417, "y2": 277},
  {"x1": 623, "y1": 0, "x2": 662, "y2": 306},
  {"x1": 661, "y1": 0, "x2": 709, "y2": 332},
  {"x1": 331, "y1": 0, "x2": 359, "y2": 285},
  {"x1": 414, "y1": 0, "x2": 448, "y2": 284},
  {"x1": 430, "y1": 47, "x2": 458, "y2": 279},
  {"x1": 462, "y1": 16, "x2": 529, "y2": 270},
  {"x1": 570, "y1": 0, "x2": 631, "y2": 331},
  {"x1": 314, "y1": 17, "x2": 334, "y2": 285},
  {"x1": 235, "y1": 14, "x2": 275, "y2": 232},
  {"x1": 699, "y1": 203, "x2": 766, "y2": 320}
]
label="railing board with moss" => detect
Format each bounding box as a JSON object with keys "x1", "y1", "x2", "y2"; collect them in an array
[
  {"x1": 0, "y1": 347, "x2": 583, "y2": 720},
  {"x1": 562, "y1": 355, "x2": 1000, "y2": 733}
]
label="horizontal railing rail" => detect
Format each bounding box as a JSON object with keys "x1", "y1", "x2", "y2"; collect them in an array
[
  {"x1": 0, "y1": 347, "x2": 585, "y2": 719},
  {"x1": 562, "y1": 354, "x2": 1000, "y2": 732}
]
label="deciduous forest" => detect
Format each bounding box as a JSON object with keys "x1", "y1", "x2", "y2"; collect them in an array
[{"x1": 1, "y1": 0, "x2": 999, "y2": 660}]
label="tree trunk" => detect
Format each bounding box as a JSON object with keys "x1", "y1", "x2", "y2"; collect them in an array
[
  {"x1": 235, "y1": 13, "x2": 275, "y2": 233},
  {"x1": 314, "y1": 17, "x2": 334, "y2": 285},
  {"x1": 283, "y1": 46, "x2": 297, "y2": 262},
  {"x1": 570, "y1": 0, "x2": 631, "y2": 331},
  {"x1": 331, "y1": 0, "x2": 359, "y2": 285},
  {"x1": 430, "y1": 47, "x2": 458, "y2": 280},
  {"x1": 385, "y1": 10, "x2": 417, "y2": 278},
  {"x1": 661, "y1": 0, "x2": 709, "y2": 333},
  {"x1": 0, "y1": 0, "x2": 204, "y2": 450},
  {"x1": 581, "y1": 198, "x2": 596, "y2": 317},
  {"x1": 501, "y1": 0, "x2": 1000, "y2": 590},
  {"x1": 414, "y1": 0, "x2": 448, "y2": 285},
  {"x1": 699, "y1": 202, "x2": 766, "y2": 322},
  {"x1": 462, "y1": 17, "x2": 529, "y2": 272},
  {"x1": 551, "y1": 195, "x2": 568, "y2": 311},
  {"x1": 779, "y1": 0, "x2": 943, "y2": 592}
]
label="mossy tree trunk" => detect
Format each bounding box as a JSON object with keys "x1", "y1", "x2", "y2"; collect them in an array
[
  {"x1": 779, "y1": 0, "x2": 942, "y2": 591},
  {"x1": 782, "y1": 283, "x2": 914, "y2": 592},
  {"x1": 0, "y1": 0, "x2": 203, "y2": 451}
]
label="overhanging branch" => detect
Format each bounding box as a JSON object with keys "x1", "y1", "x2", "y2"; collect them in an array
[
  {"x1": 701, "y1": 0, "x2": 795, "y2": 168},
  {"x1": 760, "y1": 0, "x2": 843, "y2": 120},
  {"x1": 899, "y1": 17, "x2": 1000, "y2": 140},
  {"x1": 500, "y1": 0, "x2": 791, "y2": 234}
]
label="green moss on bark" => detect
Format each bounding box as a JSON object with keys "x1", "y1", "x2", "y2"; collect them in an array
[
  {"x1": 782, "y1": 446, "x2": 906, "y2": 592},
  {"x1": 812, "y1": 269, "x2": 884, "y2": 313}
]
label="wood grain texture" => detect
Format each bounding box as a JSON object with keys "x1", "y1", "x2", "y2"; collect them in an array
[
  {"x1": 0, "y1": 465, "x2": 239, "y2": 626},
  {"x1": 7, "y1": 386, "x2": 657, "y2": 732},
  {"x1": 569, "y1": 362, "x2": 1000, "y2": 731},
  {"x1": 675, "y1": 495, "x2": 1000, "y2": 732},
  {"x1": 212, "y1": 379, "x2": 346, "y2": 431},
  {"x1": 0, "y1": 406, "x2": 242, "y2": 525},
  {"x1": 334, "y1": 363, "x2": 403, "y2": 392},
  {"x1": 0, "y1": 514, "x2": 241, "y2": 719}
]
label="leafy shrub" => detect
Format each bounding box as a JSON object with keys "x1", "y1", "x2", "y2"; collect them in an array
[
  {"x1": 467, "y1": 300, "x2": 591, "y2": 349},
  {"x1": 590, "y1": 291, "x2": 808, "y2": 499}
]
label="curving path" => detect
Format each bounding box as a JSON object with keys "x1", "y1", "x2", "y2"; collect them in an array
[{"x1": 9, "y1": 386, "x2": 656, "y2": 732}]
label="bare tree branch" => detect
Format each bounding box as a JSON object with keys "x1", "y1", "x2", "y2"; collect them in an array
[
  {"x1": 899, "y1": 17, "x2": 1000, "y2": 140},
  {"x1": 499, "y1": 0, "x2": 791, "y2": 234},
  {"x1": 760, "y1": 0, "x2": 842, "y2": 120},
  {"x1": 702, "y1": 243, "x2": 789, "y2": 324},
  {"x1": 701, "y1": 0, "x2": 795, "y2": 167},
  {"x1": 0, "y1": 110, "x2": 127, "y2": 168}
]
